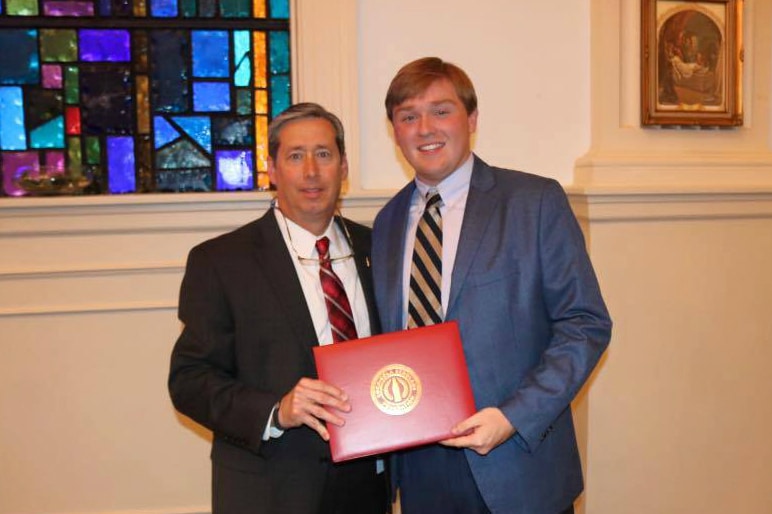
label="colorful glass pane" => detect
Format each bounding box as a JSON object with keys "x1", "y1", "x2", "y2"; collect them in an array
[
  {"x1": 80, "y1": 30, "x2": 131, "y2": 62},
  {"x1": 0, "y1": 30, "x2": 39, "y2": 84},
  {"x1": 107, "y1": 136, "x2": 135, "y2": 193},
  {"x1": 44, "y1": 2, "x2": 94, "y2": 16},
  {"x1": 0, "y1": 1, "x2": 290, "y2": 196},
  {"x1": 192, "y1": 31, "x2": 230, "y2": 78},
  {"x1": 216, "y1": 149, "x2": 253, "y2": 191},
  {"x1": 269, "y1": 0, "x2": 288, "y2": 19},
  {"x1": 7, "y1": 0, "x2": 39, "y2": 16},
  {"x1": 0, "y1": 87, "x2": 27, "y2": 150}
]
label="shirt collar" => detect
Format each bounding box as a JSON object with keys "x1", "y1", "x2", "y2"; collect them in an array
[
  {"x1": 273, "y1": 202, "x2": 341, "y2": 259},
  {"x1": 413, "y1": 152, "x2": 474, "y2": 207}
]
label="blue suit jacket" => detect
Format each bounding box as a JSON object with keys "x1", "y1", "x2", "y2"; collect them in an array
[{"x1": 372, "y1": 156, "x2": 612, "y2": 514}]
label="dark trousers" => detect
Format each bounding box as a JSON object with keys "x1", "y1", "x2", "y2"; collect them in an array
[
  {"x1": 319, "y1": 457, "x2": 387, "y2": 514},
  {"x1": 397, "y1": 445, "x2": 574, "y2": 514},
  {"x1": 213, "y1": 457, "x2": 386, "y2": 514}
]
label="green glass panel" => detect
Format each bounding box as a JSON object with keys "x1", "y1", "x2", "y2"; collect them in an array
[
  {"x1": 7, "y1": 0, "x2": 39, "y2": 15},
  {"x1": 68, "y1": 137, "x2": 82, "y2": 170},
  {"x1": 221, "y1": 0, "x2": 249, "y2": 17},
  {"x1": 64, "y1": 66, "x2": 79, "y2": 104},
  {"x1": 85, "y1": 136, "x2": 101, "y2": 164},
  {"x1": 236, "y1": 88, "x2": 251, "y2": 115},
  {"x1": 40, "y1": 30, "x2": 78, "y2": 63},
  {"x1": 180, "y1": 0, "x2": 196, "y2": 17}
]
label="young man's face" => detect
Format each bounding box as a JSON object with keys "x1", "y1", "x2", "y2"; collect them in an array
[
  {"x1": 390, "y1": 78, "x2": 478, "y2": 186},
  {"x1": 268, "y1": 117, "x2": 348, "y2": 235}
]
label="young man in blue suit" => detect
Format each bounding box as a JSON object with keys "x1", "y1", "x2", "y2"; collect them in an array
[{"x1": 372, "y1": 57, "x2": 612, "y2": 514}]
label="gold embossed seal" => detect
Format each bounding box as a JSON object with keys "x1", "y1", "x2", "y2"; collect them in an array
[{"x1": 370, "y1": 363, "x2": 422, "y2": 415}]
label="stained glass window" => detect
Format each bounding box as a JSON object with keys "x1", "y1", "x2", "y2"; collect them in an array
[{"x1": 0, "y1": 0, "x2": 290, "y2": 196}]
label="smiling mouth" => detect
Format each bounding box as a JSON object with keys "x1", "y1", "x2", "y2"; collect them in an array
[{"x1": 418, "y1": 142, "x2": 445, "y2": 152}]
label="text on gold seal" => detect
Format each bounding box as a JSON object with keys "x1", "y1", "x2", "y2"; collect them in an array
[{"x1": 370, "y1": 363, "x2": 422, "y2": 415}]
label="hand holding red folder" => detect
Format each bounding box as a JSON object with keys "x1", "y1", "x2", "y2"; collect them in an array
[
  {"x1": 275, "y1": 377, "x2": 352, "y2": 441},
  {"x1": 439, "y1": 406, "x2": 516, "y2": 456},
  {"x1": 313, "y1": 321, "x2": 477, "y2": 462}
]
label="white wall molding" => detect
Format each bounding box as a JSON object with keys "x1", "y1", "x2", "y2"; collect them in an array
[
  {"x1": 568, "y1": 187, "x2": 772, "y2": 223},
  {"x1": 0, "y1": 193, "x2": 392, "y2": 236}
]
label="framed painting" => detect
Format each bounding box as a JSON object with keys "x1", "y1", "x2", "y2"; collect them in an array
[{"x1": 641, "y1": 0, "x2": 743, "y2": 127}]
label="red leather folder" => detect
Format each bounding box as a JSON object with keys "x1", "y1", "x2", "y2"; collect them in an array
[{"x1": 312, "y1": 321, "x2": 476, "y2": 462}]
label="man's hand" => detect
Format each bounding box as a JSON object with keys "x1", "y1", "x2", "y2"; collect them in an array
[
  {"x1": 439, "y1": 407, "x2": 515, "y2": 455},
  {"x1": 276, "y1": 377, "x2": 350, "y2": 441}
]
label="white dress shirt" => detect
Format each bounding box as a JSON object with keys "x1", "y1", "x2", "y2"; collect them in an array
[{"x1": 264, "y1": 205, "x2": 371, "y2": 439}]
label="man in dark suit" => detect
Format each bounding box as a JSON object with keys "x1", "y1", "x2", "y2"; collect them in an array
[
  {"x1": 169, "y1": 103, "x2": 386, "y2": 514},
  {"x1": 372, "y1": 57, "x2": 612, "y2": 514}
]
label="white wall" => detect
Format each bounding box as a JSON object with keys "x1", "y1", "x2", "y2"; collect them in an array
[
  {"x1": 358, "y1": 1, "x2": 591, "y2": 189},
  {"x1": 2, "y1": 1, "x2": 772, "y2": 513}
]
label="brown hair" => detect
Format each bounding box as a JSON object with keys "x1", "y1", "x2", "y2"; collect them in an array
[
  {"x1": 268, "y1": 102, "x2": 346, "y2": 159},
  {"x1": 384, "y1": 57, "x2": 478, "y2": 121}
]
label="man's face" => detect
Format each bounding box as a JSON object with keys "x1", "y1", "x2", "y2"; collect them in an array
[
  {"x1": 268, "y1": 117, "x2": 348, "y2": 235},
  {"x1": 390, "y1": 78, "x2": 478, "y2": 186}
]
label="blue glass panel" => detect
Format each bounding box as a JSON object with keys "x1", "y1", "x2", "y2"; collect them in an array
[
  {"x1": 150, "y1": 0, "x2": 177, "y2": 17},
  {"x1": 150, "y1": 31, "x2": 189, "y2": 113},
  {"x1": 154, "y1": 116, "x2": 181, "y2": 148},
  {"x1": 192, "y1": 31, "x2": 230, "y2": 78},
  {"x1": 30, "y1": 116, "x2": 65, "y2": 149},
  {"x1": 0, "y1": 87, "x2": 27, "y2": 150},
  {"x1": 0, "y1": 30, "x2": 40, "y2": 85},
  {"x1": 80, "y1": 30, "x2": 131, "y2": 62},
  {"x1": 269, "y1": 31, "x2": 290, "y2": 74},
  {"x1": 234, "y1": 31, "x2": 251, "y2": 87},
  {"x1": 270, "y1": 0, "x2": 288, "y2": 19},
  {"x1": 270, "y1": 75, "x2": 290, "y2": 117},
  {"x1": 98, "y1": 0, "x2": 111, "y2": 15},
  {"x1": 173, "y1": 116, "x2": 211, "y2": 153},
  {"x1": 193, "y1": 82, "x2": 231, "y2": 112},
  {"x1": 107, "y1": 136, "x2": 136, "y2": 193},
  {"x1": 216, "y1": 149, "x2": 253, "y2": 190}
]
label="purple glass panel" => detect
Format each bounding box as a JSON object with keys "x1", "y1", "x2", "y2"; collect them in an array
[
  {"x1": 80, "y1": 30, "x2": 131, "y2": 62},
  {"x1": 216, "y1": 150, "x2": 253, "y2": 191},
  {"x1": 42, "y1": 64, "x2": 63, "y2": 89},
  {"x1": 2, "y1": 152, "x2": 39, "y2": 196},
  {"x1": 44, "y1": 151, "x2": 66, "y2": 171},
  {"x1": 43, "y1": 1, "x2": 95, "y2": 16},
  {"x1": 107, "y1": 136, "x2": 135, "y2": 193}
]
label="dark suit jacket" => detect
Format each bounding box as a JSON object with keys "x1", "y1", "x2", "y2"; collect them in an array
[
  {"x1": 168, "y1": 208, "x2": 380, "y2": 513},
  {"x1": 372, "y1": 156, "x2": 612, "y2": 514}
]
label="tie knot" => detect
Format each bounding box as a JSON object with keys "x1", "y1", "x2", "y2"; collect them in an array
[
  {"x1": 426, "y1": 190, "x2": 442, "y2": 210},
  {"x1": 315, "y1": 237, "x2": 330, "y2": 260}
]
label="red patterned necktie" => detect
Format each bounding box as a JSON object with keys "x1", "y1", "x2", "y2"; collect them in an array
[{"x1": 316, "y1": 236, "x2": 358, "y2": 342}]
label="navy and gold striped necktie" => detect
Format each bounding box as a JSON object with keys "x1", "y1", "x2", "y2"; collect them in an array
[{"x1": 407, "y1": 189, "x2": 443, "y2": 328}]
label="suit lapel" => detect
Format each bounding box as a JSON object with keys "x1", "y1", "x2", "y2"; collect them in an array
[
  {"x1": 338, "y1": 217, "x2": 381, "y2": 334},
  {"x1": 384, "y1": 183, "x2": 415, "y2": 332},
  {"x1": 251, "y1": 209, "x2": 318, "y2": 349},
  {"x1": 448, "y1": 156, "x2": 497, "y2": 314}
]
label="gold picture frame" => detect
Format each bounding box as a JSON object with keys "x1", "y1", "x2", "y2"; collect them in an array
[{"x1": 641, "y1": 0, "x2": 743, "y2": 127}]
